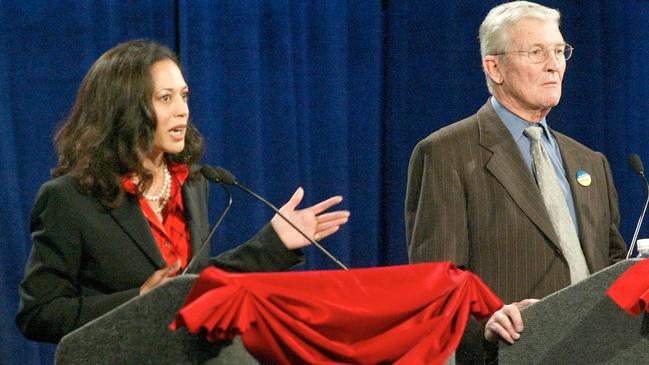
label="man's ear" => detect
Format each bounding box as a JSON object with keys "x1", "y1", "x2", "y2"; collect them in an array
[{"x1": 483, "y1": 55, "x2": 504, "y2": 85}]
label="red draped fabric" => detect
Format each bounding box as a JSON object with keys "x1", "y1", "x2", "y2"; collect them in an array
[
  {"x1": 607, "y1": 260, "x2": 649, "y2": 315},
  {"x1": 170, "y1": 262, "x2": 503, "y2": 365}
]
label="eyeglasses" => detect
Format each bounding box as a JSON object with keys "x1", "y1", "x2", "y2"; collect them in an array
[{"x1": 493, "y1": 44, "x2": 574, "y2": 64}]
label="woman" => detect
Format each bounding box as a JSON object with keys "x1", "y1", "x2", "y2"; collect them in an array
[{"x1": 16, "y1": 40, "x2": 350, "y2": 343}]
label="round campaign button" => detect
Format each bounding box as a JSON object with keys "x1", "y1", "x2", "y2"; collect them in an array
[{"x1": 576, "y1": 170, "x2": 591, "y2": 187}]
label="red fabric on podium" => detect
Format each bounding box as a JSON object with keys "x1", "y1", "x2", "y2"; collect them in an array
[
  {"x1": 170, "y1": 262, "x2": 503, "y2": 364},
  {"x1": 607, "y1": 259, "x2": 649, "y2": 315}
]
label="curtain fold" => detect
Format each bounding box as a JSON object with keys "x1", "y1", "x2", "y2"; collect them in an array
[
  {"x1": 608, "y1": 260, "x2": 649, "y2": 315},
  {"x1": 171, "y1": 263, "x2": 503, "y2": 364}
]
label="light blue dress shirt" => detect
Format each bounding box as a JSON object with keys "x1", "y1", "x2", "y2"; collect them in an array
[{"x1": 490, "y1": 97, "x2": 579, "y2": 231}]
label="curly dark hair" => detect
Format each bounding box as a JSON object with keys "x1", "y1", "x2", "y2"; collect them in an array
[{"x1": 53, "y1": 40, "x2": 204, "y2": 208}]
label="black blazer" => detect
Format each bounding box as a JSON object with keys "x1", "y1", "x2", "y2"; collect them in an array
[{"x1": 17, "y1": 173, "x2": 303, "y2": 343}]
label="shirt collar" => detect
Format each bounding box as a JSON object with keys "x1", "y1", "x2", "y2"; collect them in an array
[{"x1": 490, "y1": 97, "x2": 552, "y2": 143}]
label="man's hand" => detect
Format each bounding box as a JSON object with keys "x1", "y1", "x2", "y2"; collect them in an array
[{"x1": 484, "y1": 298, "x2": 539, "y2": 343}]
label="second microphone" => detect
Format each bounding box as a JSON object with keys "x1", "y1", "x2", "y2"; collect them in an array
[{"x1": 201, "y1": 165, "x2": 350, "y2": 270}]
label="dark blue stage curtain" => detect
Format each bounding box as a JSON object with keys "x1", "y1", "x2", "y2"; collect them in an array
[
  {"x1": 179, "y1": 0, "x2": 384, "y2": 268},
  {"x1": 4, "y1": 1, "x2": 649, "y2": 364},
  {"x1": 177, "y1": 0, "x2": 385, "y2": 270}
]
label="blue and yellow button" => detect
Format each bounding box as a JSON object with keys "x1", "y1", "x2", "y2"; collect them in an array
[{"x1": 576, "y1": 170, "x2": 591, "y2": 187}]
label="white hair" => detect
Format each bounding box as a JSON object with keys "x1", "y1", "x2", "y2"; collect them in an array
[{"x1": 479, "y1": 1, "x2": 561, "y2": 93}]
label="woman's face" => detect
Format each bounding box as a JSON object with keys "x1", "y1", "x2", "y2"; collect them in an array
[{"x1": 150, "y1": 59, "x2": 189, "y2": 156}]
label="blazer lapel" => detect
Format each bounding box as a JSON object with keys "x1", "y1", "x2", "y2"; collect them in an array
[
  {"x1": 108, "y1": 195, "x2": 166, "y2": 269},
  {"x1": 182, "y1": 180, "x2": 205, "y2": 260},
  {"x1": 477, "y1": 102, "x2": 562, "y2": 250},
  {"x1": 554, "y1": 133, "x2": 595, "y2": 264}
]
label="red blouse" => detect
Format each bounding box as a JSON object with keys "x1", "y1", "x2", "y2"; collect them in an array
[{"x1": 123, "y1": 164, "x2": 192, "y2": 270}]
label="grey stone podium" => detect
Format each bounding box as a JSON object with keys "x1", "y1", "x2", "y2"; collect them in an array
[
  {"x1": 500, "y1": 259, "x2": 649, "y2": 364},
  {"x1": 55, "y1": 275, "x2": 259, "y2": 365}
]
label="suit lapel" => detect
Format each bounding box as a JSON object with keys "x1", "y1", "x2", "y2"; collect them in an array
[
  {"x1": 554, "y1": 133, "x2": 593, "y2": 258},
  {"x1": 108, "y1": 194, "x2": 166, "y2": 269},
  {"x1": 182, "y1": 181, "x2": 204, "y2": 260},
  {"x1": 477, "y1": 102, "x2": 562, "y2": 249}
]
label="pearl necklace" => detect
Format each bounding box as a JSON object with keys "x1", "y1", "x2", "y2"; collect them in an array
[{"x1": 141, "y1": 163, "x2": 171, "y2": 214}]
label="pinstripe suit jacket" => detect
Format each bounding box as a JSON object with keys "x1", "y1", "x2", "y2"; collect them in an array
[{"x1": 405, "y1": 101, "x2": 626, "y2": 303}]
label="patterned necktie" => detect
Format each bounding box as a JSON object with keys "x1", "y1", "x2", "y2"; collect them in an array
[{"x1": 524, "y1": 126, "x2": 589, "y2": 284}]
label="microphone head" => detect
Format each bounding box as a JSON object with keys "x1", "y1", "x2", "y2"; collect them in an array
[
  {"x1": 629, "y1": 154, "x2": 645, "y2": 175},
  {"x1": 201, "y1": 165, "x2": 237, "y2": 185},
  {"x1": 200, "y1": 165, "x2": 220, "y2": 182},
  {"x1": 213, "y1": 167, "x2": 236, "y2": 185}
]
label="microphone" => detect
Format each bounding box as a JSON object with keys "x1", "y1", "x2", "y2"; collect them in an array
[
  {"x1": 181, "y1": 168, "x2": 233, "y2": 274},
  {"x1": 201, "y1": 165, "x2": 349, "y2": 270},
  {"x1": 626, "y1": 154, "x2": 649, "y2": 259}
]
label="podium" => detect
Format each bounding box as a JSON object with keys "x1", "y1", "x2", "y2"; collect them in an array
[
  {"x1": 55, "y1": 275, "x2": 259, "y2": 364},
  {"x1": 54, "y1": 263, "x2": 503, "y2": 364},
  {"x1": 499, "y1": 259, "x2": 649, "y2": 364}
]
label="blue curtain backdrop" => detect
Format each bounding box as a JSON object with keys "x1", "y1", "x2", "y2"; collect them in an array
[
  {"x1": 177, "y1": 0, "x2": 385, "y2": 268},
  {"x1": 2, "y1": 1, "x2": 649, "y2": 363}
]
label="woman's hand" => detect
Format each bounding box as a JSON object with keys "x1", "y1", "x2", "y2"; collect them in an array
[
  {"x1": 139, "y1": 260, "x2": 181, "y2": 295},
  {"x1": 271, "y1": 187, "x2": 350, "y2": 250}
]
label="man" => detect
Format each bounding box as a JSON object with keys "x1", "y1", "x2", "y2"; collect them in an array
[{"x1": 405, "y1": 1, "x2": 626, "y2": 363}]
